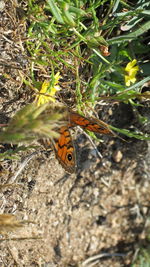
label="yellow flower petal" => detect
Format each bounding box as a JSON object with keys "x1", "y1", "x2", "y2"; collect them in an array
[
  {"x1": 129, "y1": 66, "x2": 139, "y2": 76},
  {"x1": 124, "y1": 59, "x2": 139, "y2": 86},
  {"x1": 40, "y1": 81, "x2": 50, "y2": 93},
  {"x1": 35, "y1": 73, "x2": 61, "y2": 106},
  {"x1": 125, "y1": 59, "x2": 137, "y2": 71},
  {"x1": 125, "y1": 75, "x2": 131, "y2": 86},
  {"x1": 49, "y1": 97, "x2": 56, "y2": 102},
  {"x1": 130, "y1": 77, "x2": 136, "y2": 84},
  {"x1": 54, "y1": 72, "x2": 61, "y2": 84}
]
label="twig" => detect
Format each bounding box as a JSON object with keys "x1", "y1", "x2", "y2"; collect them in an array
[
  {"x1": 101, "y1": 177, "x2": 112, "y2": 187},
  {"x1": 7, "y1": 152, "x2": 38, "y2": 183},
  {"x1": 81, "y1": 252, "x2": 125, "y2": 266},
  {"x1": 0, "y1": 62, "x2": 22, "y2": 70},
  {"x1": 77, "y1": 126, "x2": 102, "y2": 159},
  {"x1": 0, "y1": 236, "x2": 42, "y2": 242}
]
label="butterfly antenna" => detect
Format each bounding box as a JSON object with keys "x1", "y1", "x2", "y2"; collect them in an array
[
  {"x1": 109, "y1": 128, "x2": 129, "y2": 142},
  {"x1": 7, "y1": 152, "x2": 38, "y2": 183}
]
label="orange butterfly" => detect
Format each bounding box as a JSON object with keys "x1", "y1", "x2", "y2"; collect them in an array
[{"x1": 51, "y1": 111, "x2": 115, "y2": 173}]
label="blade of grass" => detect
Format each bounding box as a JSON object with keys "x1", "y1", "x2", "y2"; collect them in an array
[{"x1": 46, "y1": 0, "x2": 64, "y2": 24}]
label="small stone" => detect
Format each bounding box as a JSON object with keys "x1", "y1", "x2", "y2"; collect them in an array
[
  {"x1": 0, "y1": 1, "x2": 5, "y2": 12},
  {"x1": 108, "y1": 108, "x2": 113, "y2": 116},
  {"x1": 112, "y1": 150, "x2": 123, "y2": 163}
]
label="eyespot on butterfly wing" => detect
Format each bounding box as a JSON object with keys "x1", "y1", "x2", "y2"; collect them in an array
[{"x1": 52, "y1": 125, "x2": 76, "y2": 174}]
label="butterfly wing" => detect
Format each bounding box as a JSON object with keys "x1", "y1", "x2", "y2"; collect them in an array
[
  {"x1": 69, "y1": 112, "x2": 115, "y2": 136},
  {"x1": 52, "y1": 125, "x2": 76, "y2": 174},
  {"x1": 41, "y1": 110, "x2": 115, "y2": 174}
]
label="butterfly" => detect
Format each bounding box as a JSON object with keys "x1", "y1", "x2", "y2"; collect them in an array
[{"x1": 50, "y1": 111, "x2": 116, "y2": 174}]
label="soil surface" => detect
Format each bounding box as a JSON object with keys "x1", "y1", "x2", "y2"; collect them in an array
[{"x1": 0, "y1": 1, "x2": 150, "y2": 267}]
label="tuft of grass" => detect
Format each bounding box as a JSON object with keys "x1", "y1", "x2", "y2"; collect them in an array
[
  {"x1": 0, "y1": 103, "x2": 68, "y2": 160},
  {"x1": 0, "y1": 103, "x2": 68, "y2": 144}
]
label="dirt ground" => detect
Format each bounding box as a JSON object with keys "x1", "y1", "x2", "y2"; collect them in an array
[{"x1": 0, "y1": 1, "x2": 150, "y2": 267}]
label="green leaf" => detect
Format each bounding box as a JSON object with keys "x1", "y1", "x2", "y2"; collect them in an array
[
  {"x1": 46, "y1": 0, "x2": 64, "y2": 24},
  {"x1": 108, "y1": 21, "x2": 150, "y2": 44},
  {"x1": 111, "y1": 126, "x2": 150, "y2": 141},
  {"x1": 61, "y1": 3, "x2": 76, "y2": 26}
]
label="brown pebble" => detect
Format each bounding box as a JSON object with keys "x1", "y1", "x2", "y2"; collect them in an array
[{"x1": 112, "y1": 150, "x2": 123, "y2": 162}]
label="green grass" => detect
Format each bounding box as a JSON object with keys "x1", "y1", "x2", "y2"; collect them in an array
[
  {"x1": 25, "y1": 0, "x2": 150, "y2": 137},
  {"x1": 26, "y1": 0, "x2": 150, "y2": 104}
]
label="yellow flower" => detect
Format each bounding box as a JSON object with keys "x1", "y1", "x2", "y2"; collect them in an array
[
  {"x1": 125, "y1": 59, "x2": 139, "y2": 87},
  {"x1": 35, "y1": 72, "x2": 61, "y2": 106}
]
